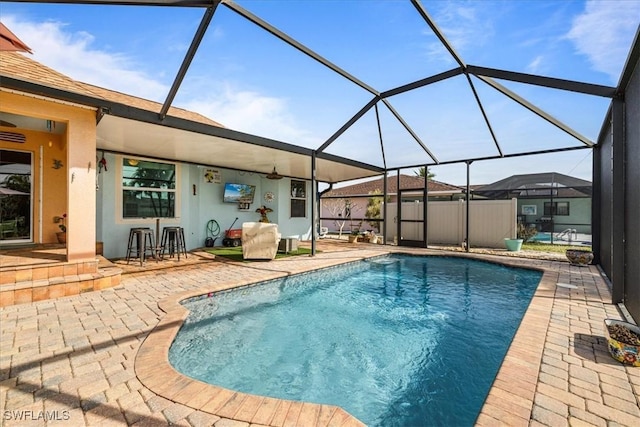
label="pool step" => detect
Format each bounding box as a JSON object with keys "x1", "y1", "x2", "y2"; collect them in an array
[{"x1": 0, "y1": 257, "x2": 122, "y2": 307}]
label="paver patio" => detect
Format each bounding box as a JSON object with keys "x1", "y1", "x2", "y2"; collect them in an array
[{"x1": 1, "y1": 242, "x2": 639, "y2": 426}]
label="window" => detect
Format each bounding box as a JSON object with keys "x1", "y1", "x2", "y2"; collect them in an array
[
  {"x1": 290, "y1": 180, "x2": 306, "y2": 218},
  {"x1": 121, "y1": 158, "x2": 176, "y2": 218},
  {"x1": 544, "y1": 201, "x2": 569, "y2": 216}
]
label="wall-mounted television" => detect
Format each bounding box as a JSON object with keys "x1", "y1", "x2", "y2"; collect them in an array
[{"x1": 223, "y1": 183, "x2": 256, "y2": 204}]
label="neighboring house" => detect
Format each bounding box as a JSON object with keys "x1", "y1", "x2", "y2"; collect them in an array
[
  {"x1": 320, "y1": 174, "x2": 464, "y2": 233},
  {"x1": 472, "y1": 172, "x2": 592, "y2": 235},
  {"x1": 0, "y1": 51, "x2": 328, "y2": 259}
]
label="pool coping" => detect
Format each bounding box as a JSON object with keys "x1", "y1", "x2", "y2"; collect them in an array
[{"x1": 134, "y1": 249, "x2": 595, "y2": 426}]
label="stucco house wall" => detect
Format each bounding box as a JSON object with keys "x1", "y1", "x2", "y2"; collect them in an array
[
  {"x1": 96, "y1": 152, "x2": 312, "y2": 259},
  {"x1": 1, "y1": 90, "x2": 97, "y2": 262},
  {"x1": 517, "y1": 197, "x2": 591, "y2": 234}
]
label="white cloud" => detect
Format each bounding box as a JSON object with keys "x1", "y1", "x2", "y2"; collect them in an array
[
  {"x1": 423, "y1": 2, "x2": 494, "y2": 62},
  {"x1": 2, "y1": 16, "x2": 168, "y2": 102},
  {"x1": 527, "y1": 55, "x2": 544, "y2": 73},
  {"x1": 180, "y1": 82, "x2": 320, "y2": 147},
  {"x1": 2, "y1": 15, "x2": 318, "y2": 145},
  {"x1": 566, "y1": 0, "x2": 640, "y2": 83}
]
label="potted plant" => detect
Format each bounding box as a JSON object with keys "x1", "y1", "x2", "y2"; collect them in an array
[
  {"x1": 604, "y1": 319, "x2": 640, "y2": 366},
  {"x1": 565, "y1": 248, "x2": 593, "y2": 265},
  {"x1": 504, "y1": 223, "x2": 535, "y2": 251},
  {"x1": 54, "y1": 213, "x2": 67, "y2": 243},
  {"x1": 504, "y1": 238, "x2": 523, "y2": 251},
  {"x1": 348, "y1": 220, "x2": 362, "y2": 243}
]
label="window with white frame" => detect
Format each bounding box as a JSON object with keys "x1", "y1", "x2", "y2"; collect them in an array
[
  {"x1": 544, "y1": 201, "x2": 569, "y2": 216},
  {"x1": 121, "y1": 157, "x2": 177, "y2": 218}
]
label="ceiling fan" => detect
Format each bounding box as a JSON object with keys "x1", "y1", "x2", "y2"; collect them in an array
[{"x1": 266, "y1": 166, "x2": 283, "y2": 180}]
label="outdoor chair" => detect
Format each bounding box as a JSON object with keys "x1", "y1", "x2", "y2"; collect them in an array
[
  {"x1": 1, "y1": 219, "x2": 18, "y2": 238},
  {"x1": 241, "y1": 222, "x2": 281, "y2": 260}
]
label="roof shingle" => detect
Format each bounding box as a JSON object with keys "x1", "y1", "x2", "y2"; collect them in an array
[
  {"x1": 0, "y1": 51, "x2": 223, "y2": 127},
  {"x1": 324, "y1": 174, "x2": 462, "y2": 197}
]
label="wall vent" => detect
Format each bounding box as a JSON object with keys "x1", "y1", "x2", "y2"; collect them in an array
[{"x1": 0, "y1": 131, "x2": 26, "y2": 143}]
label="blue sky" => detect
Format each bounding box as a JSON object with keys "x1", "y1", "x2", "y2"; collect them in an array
[{"x1": 2, "y1": 0, "x2": 639, "y2": 185}]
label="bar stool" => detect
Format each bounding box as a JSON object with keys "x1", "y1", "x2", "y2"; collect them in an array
[
  {"x1": 160, "y1": 226, "x2": 187, "y2": 260},
  {"x1": 126, "y1": 227, "x2": 156, "y2": 266}
]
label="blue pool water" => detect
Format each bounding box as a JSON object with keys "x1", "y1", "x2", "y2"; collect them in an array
[
  {"x1": 531, "y1": 232, "x2": 552, "y2": 242},
  {"x1": 169, "y1": 254, "x2": 542, "y2": 426}
]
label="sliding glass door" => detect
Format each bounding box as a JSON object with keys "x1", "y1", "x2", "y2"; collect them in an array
[{"x1": 0, "y1": 149, "x2": 32, "y2": 243}]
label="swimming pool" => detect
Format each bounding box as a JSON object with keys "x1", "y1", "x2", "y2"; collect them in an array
[
  {"x1": 169, "y1": 254, "x2": 542, "y2": 426},
  {"x1": 531, "y1": 232, "x2": 552, "y2": 242}
]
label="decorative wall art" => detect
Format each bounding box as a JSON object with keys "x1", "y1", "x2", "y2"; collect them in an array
[{"x1": 204, "y1": 168, "x2": 221, "y2": 184}]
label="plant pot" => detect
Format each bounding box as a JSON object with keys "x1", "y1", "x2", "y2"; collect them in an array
[
  {"x1": 348, "y1": 235, "x2": 358, "y2": 243},
  {"x1": 604, "y1": 319, "x2": 640, "y2": 367},
  {"x1": 565, "y1": 249, "x2": 593, "y2": 265},
  {"x1": 56, "y1": 232, "x2": 66, "y2": 244},
  {"x1": 369, "y1": 236, "x2": 379, "y2": 244},
  {"x1": 504, "y1": 238, "x2": 523, "y2": 251}
]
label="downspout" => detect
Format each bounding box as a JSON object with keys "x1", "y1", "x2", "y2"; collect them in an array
[{"x1": 319, "y1": 183, "x2": 334, "y2": 197}]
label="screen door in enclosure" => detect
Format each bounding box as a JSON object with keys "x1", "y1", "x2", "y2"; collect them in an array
[{"x1": 397, "y1": 189, "x2": 426, "y2": 248}]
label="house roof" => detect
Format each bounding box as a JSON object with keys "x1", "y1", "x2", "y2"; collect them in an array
[
  {"x1": 0, "y1": 50, "x2": 382, "y2": 183},
  {"x1": 324, "y1": 174, "x2": 463, "y2": 197},
  {"x1": 0, "y1": 51, "x2": 222, "y2": 127},
  {"x1": 1, "y1": 51, "x2": 94, "y2": 97},
  {"x1": 476, "y1": 172, "x2": 591, "y2": 190},
  {"x1": 473, "y1": 172, "x2": 592, "y2": 198},
  {"x1": 0, "y1": 22, "x2": 32, "y2": 53}
]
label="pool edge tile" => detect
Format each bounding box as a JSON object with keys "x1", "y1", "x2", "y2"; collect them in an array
[{"x1": 132, "y1": 250, "x2": 617, "y2": 427}]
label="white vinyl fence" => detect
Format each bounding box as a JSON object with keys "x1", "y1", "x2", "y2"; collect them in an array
[{"x1": 383, "y1": 199, "x2": 517, "y2": 248}]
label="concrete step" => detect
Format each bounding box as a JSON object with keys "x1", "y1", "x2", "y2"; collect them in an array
[{"x1": 0, "y1": 257, "x2": 122, "y2": 306}]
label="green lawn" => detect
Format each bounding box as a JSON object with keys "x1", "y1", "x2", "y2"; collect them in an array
[
  {"x1": 206, "y1": 246, "x2": 315, "y2": 262},
  {"x1": 521, "y1": 241, "x2": 591, "y2": 254}
]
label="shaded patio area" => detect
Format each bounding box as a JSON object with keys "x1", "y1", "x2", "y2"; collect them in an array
[{"x1": 1, "y1": 243, "x2": 638, "y2": 426}]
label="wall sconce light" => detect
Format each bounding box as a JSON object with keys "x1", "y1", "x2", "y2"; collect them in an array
[{"x1": 127, "y1": 158, "x2": 139, "y2": 166}]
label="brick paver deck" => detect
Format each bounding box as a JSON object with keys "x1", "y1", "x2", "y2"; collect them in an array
[{"x1": 1, "y1": 244, "x2": 639, "y2": 426}]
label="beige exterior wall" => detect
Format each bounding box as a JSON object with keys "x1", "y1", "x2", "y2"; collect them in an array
[
  {"x1": 1, "y1": 91, "x2": 96, "y2": 261},
  {"x1": 0, "y1": 126, "x2": 64, "y2": 242}
]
